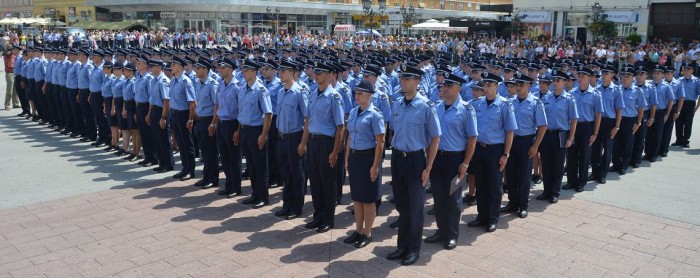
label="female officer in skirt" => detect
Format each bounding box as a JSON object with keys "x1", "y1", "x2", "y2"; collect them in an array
[
  {"x1": 342, "y1": 79, "x2": 385, "y2": 248},
  {"x1": 101, "y1": 61, "x2": 119, "y2": 152},
  {"x1": 110, "y1": 62, "x2": 129, "y2": 156}
]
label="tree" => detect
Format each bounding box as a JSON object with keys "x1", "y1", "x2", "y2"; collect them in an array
[
  {"x1": 586, "y1": 16, "x2": 618, "y2": 42},
  {"x1": 504, "y1": 14, "x2": 525, "y2": 38},
  {"x1": 626, "y1": 33, "x2": 642, "y2": 46}
]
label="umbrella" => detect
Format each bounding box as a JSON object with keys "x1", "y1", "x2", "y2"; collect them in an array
[
  {"x1": 370, "y1": 29, "x2": 382, "y2": 37},
  {"x1": 355, "y1": 30, "x2": 369, "y2": 35}
]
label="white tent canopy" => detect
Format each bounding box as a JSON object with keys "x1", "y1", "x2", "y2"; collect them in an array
[
  {"x1": 0, "y1": 17, "x2": 65, "y2": 26},
  {"x1": 410, "y1": 19, "x2": 469, "y2": 32}
]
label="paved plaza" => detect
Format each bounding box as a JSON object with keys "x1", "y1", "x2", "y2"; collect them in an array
[{"x1": 2, "y1": 67, "x2": 700, "y2": 277}]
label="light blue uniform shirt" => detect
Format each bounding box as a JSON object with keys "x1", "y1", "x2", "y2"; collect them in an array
[
  {"x1": 22, "y1": 58, "x2": 32, "y2": 78},
  {"x1": 307, "y1": 85, "x2": 345, "y2": 137},
  {"x1": 123, "y1": 77, "x2": 136, "y2": 100},
  {"x1": 510, "y1": 93, "x2": 548, "y2": 136},
  {"x1": 370, "y1": 89, "x2": 392, "y2": 124},
  {"x1": 679, "y1": 76, "x2": 700, "y2": 101},
  {"x1": 135, "y1": 72, "x2": 152, "y2": 103},
  {"x1": 101, "y1": 74, "x2": 115, "y2": 98},
  {"x1": 529, "y1": 81, "x2": 540, "y2": 94},
  {"x1": 651, "y1": 81, "x2": 674, "y2": 110},
  {"x1": 542, "y1": 91, "x2": 579, "y2": 130},
  {"x1": 347, "y1": 103, "x2": 385, "y2": 150},
  {"x1": 194, "y1": 75, "x2": 219, "y2": 117},
  {"x1": 169, "y1": 73, "x2": 196, "y2": 111},
  {"x1": 597, "y1": 84, "x2": 625, "y2": 119},
  {"x1": 237, "y1": 78, "x2": 273, "y2": 126},
  {"x1": 436, "y1": 98, "x2": 478, "y2": 151},
  {"x1": 276, "y1": 82, "x2": 309, "y2": 134},
  {"x1": 263, "y1": 77, "x2": 282, "y2": 115},
  {"x1": 334, "y1": 82, "x2": 353, "y2": 114},
  {"x1": 636, "y1": 82, "x2": 656, "y2": 110},
  {"x1": 216, "y1": 77, "x2": 239, "y2": 121},
  {"x1": 472, "y1": 96, "x2": 518, "y2": 144},
  {"x1": 77, "y1": 62, "x2": 93, "y2": 89},
  {"x1": 665, "y1": 78, "x2": 685, "y2": 103},
  {"x1": 620, "y1": 85, "x2": 647, "y2": 117},
  {"x1": 13, "y1": 55, "x2": 23, "y2": 77},
  {"x1": 390, "y1": 95, "x2": 441, "y2": 152},
  {"x1": 111, "y1": 76, "x2": 126, "y2": 98},
  {"x1": 55, "y1": 60, "x2": 69, "y2": 86},
  {"x1": 65, "y1": 61, "x2": 81, "y2": 89},
  {"x1": 572, "y1": 86, "x2": 604, "y2": 122},
  {"x1": 149, "y1": 72, "x2": 170, "y2": 107},
  {"x1": 45, "y1": 60, "x2": 54, "y2": 83},
  {"x1": 89, "y1": 63, "x2": 104, "y2": 92},
  {"x1": 33, "y1": 58, "x2": 47, "y2": 81}
]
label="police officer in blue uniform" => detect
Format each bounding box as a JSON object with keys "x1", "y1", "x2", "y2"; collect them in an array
[
  {"x1": 424, "y1": 72, "x2": 477, "y2": 250},
  {"x1": 213, "y1": 58, "x2": 242, "y2": 198},
  {"x1": 169, "y1": 56, "x2": 197, "y2": 181},
  {"x1": 88, "y1": 50, "x2": 108, "y2": 147},
  {"x1": 122, "y1": 63, "x2": 141, "y2": 161},
  {"x1": 661, "y1": 66, "x2": 684, "y2": 156},
  {"x1": 148, "y1": 59, "x2": 175, "y2": 173},
  {"x1": 467, "y1": 71, "x2": 516, "y2": 233},
  {"x1": 303, "y1": 61, "x2": 345, "y2": 233},
  {"x1": 273, "y1": 59, "x2": 308, "y2": 220},
  {"x1": 192, "y1": 58, "x2": 220, "y2": 189},
  {"x1": 645, "y1": 65, "x2": 675, "y2": 162},
  {"x1": 590, "y1": 64, "x2": 623, "y2": 184},
  {"x1": 259, "y1": 57, "x2": 283, "y2": 188},
  {"x1": 385, "y1": 64, "x2": 440, "y2": 266},
  {"x1": 342, "y1": 79, "x2": 386, "y2": 249},
  {"x1": 563, "y1": 66, "x2": 602, "y2": 192},
  {"x1": 674, "y1": 62, "x2": 700, "y2": 148},
  {"x1": 538, "y1": 70, "x2": 578, "y2": 203},
  {"x1": 502, "y1": 73, "x2": 547, "y2": 218},
  {"x1": 611, "y1": 66, "x2": 646, "y2": 175},
  {"x1": 135, "y1": 54, "x2": 158, "y2": 166},
  {"x1": 77, "y1": 49, "x2": 96, "y2": 142},
  {"x1": 631, "y1": 66, "x2": 655, "y2": 168},
  {"x1": 234, "y1": 59, "x2": 273, "y2": 208},
  {"x1": 66, "y1": 49, "x2": 83, "y2": 138}
]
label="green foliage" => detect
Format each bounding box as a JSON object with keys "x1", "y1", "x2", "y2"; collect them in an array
[
  {"x1": 626, "y1": 33, "x2": 642, "y2": 46},
  {"x1": 504, "y1": 14, "x2": 524, "y2": 37},
  {"x1": 587, "y1": 19, "x2": 618, "y2": 41}
]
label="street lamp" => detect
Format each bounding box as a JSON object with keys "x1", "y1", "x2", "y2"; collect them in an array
[
  {"x1": 275, "y1": 7, "x2": 280, "y2": 34},
  {"x1": 592, "y1": 2, "x2": 602, "y2": 22},
  {"x1": 361, "y1": 0, "x2": 386, "y2": 32},
  {"x1": 400, "y1": 2, "x2": 416, "y2": 36}
]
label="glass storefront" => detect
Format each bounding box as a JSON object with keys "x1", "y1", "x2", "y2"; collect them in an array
[{"x1": 136, "y1": 11, "x2": 327, "y2": 34}]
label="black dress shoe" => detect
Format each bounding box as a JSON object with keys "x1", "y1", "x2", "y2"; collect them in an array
[
  {"x1": 518, "y1": 210, "x2": 529, "y2": 218},
  {"x1": 575, "y1": 186, "x2": 585, "y2": 192},
  {"x1": 124, "y1": 154, "x2": 136, "y2": 161},
  {"x1": 445, "y1": 239, "x2": 457, "y2": 250},
  {"x1": 79, "y1": 137, "x2": 91, "y2": 142},
  {"x1": 200, "y1": 182, "x2": 216, "y2": 189},
  {"x1": 242, "y1": 196, "x2": 258, "y2": 205},
  {"x1": 130, "y1": 154, "x2": 142, "y2": 162},
  {"x1": 462, "y1": 195, "x2": 477, "y2": 206},
  {"x1": 618, "y1": 168, "x2": 627, "y2": 175},
  {"x1": 467, "y1": 219, "x2": 486, "y2": 227},
  {"x1": 598, "y1": 178, "x2": 606, "y2": 184},
  {"x1": 587, "y1": 174, "x2": 597, "y2": 181},
  {"x1": 285, "y1": 213, "x2": 301, "y2": 220},
  {"x1": 550, "y1": 196, "x2": 559, "y2": 204},
  {"x1": 274, "y1": 208, "x2": 290, "y2": 217},
  {"x1": 427, "y1": 208, "x2": 436, "y2": 215},
  {"x1": 180, "y1": 173, "x2": 195, "y2": 181},
  {"x1": 630, "y1": 164, "x2": 639, "y2": 169},
  {"x1": 671, "y1": 142, "x2": 681, "y2": 146},
  {"x1": 682, "y1": 143, "x2": 690, "y2": 148},
  {"x1": 104, "y1": 145, "x2": 116, "y2": 152},
  {"x1": 156, "y1": 167, "x2": 173, "y2": 173},
  {"x1": 562, "y1": 183, "x2": 575, "y2": 190},
  {"x1": 173, "y1": 171, "x2": 186, "y2": 179},
  {"x1": 70, "y1": 133, "x2": 81, "y2": 138},
  {"x1": 113, "y1": 149, "x2": 125, "y2": 156},
  {"x1": 386, "y1": 249, "x2": 406, "y2": 260},
  {"x1": 401, "y1": 252, "x2": 419, "y2": 266},
  {"x1": 648, "y1": 157, "x2": 656, "y2": 163},
  {"x1": 226, "y1": 192, "x2": 240, "y2": 198},
  {"x1": 660, "y1": 152, "x2": 668, "y2": 157},
  {"x1": 343, "y1": 231, "x2": 362, "y2": 244},
  {"x1": 533, "y1": 175, "x2": 542, "y2": 184},
  {"x1": 536, "y1": 193, "x2": 550, "y2": 200},
  {"x1": 424, "y1": 233, "x2": 444, "y2": 244},
  {"x1": 90, "y1": 142, "x2": 100, "y2": 147},
  {"x1": 354, "y1": 234, "x2": 372, "y2": 248},
  {"x1": 486, "y1": 224, "x2": 497, "y2": 233},
  {"x1": 389, "y1": 219, "x2": 400, "y2": 229},
  {"x1": 500, "y1": 204, "x2": 518, "y2": 213},
  {"x1": 305, "y1": 220, "x2": 321, "y2": 229},
  {"x1": 252, "y1": 201, "x2": 268, "y2": 208},
  {"x1": 316, "y1": 224, "x2": 332, "y2": 233},
  {"x1": 138, "y1": 160, "x2": 151, "y2": 166}
]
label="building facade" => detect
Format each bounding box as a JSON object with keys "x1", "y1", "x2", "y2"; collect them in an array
[
  {"x1": 84, "y1": 0, "x2": 510, "y2": 34},
  {"x1": 514, "y1": 0, "x2": 651, "y2": 43},
  {"x1": 1, "y1": 0, "x2": 34, "y2": 18},
  {"x1": 33, "y1": 0, "x2": 97, "y2": 24}
]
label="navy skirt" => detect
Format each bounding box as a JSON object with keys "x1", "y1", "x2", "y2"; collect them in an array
[
  {"x1": 113, "y1": 97, "x2": 128, "y2": 130},
  {"x1": 105, "y1": 97, "x2": 118, "y2": 127},
  {"x1": 124, "y1": 100, "x2": 138, "y2": 130},
  {"x1": 348, "y1": 149, "x2": 381, "y2": 203}
]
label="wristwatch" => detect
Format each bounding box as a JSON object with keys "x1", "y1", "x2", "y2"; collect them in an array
[
  {"x1": 614, "y1": 127, "x2": 620, "y2": 130},
  {"x1": 161, "y1": 116, "x2": 167, "y2": 119},
  {"x1": 502, "y1": 153, "x2": 509, "y2": 158}
]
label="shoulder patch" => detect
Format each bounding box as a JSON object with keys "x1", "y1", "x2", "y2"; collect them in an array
[
  {"x1": 380, "y1": 94, "x2": 388, "y2": 100},
  {"x1": 332, "y1": 92, "x2": 341, "y2": 99},
  {"x1": 372, "y1": 106, "x2": 381, "y2": 113},
  {"x1": 463, "y1": 102, "x2": 475, "y2": 110}
]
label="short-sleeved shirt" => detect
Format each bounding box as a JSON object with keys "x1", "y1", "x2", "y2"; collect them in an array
[
  {"x1": 149, "y1": 72, "x2": 170, "y2": 107},
  {"x1": 542, "y1": 91, "x2": 578, "y2": 131},
  {"x1": 276, "y1": 82, "x2": 309, "y2": 134},
  {"x1": 572, "y1": 86, "x2": 604, "y2": 122},
  {"x1": 135, "y1": 71, "x2": 153, "y2": 103},
  {"x1": 263, "y1": 77, "x2": 282, "y2": 115},
  {"x1": 169, "y1": 73, "x2": 196, "y2": 111},
  {"x1": 65, "y1": 61, "x2": 81, "y2": 89},
  {"x1": 510, "y1": 93, "x2": 548, "y2": 136},
  {"x1": 597, "y1": 84, "x2": 625, "y2": 119},
  {"x1": 194, "y1": 74, "x2": 219, "y2": 117},
  {"x1": 89, "y1": 63, "x2": 104, "y2": 92},
  {"x1": 237, "y1": 78, "x2": 273, "y2": 126},
  {"x1": 436, "y1": 98, "x2": 478, "y2": 151},
  {"x1": 347, "y1": 103, "x2": 385, "y2": 150},
  {"x1": 77, "y1": 62, "x2": 93, "y2": 89},
  {"x1": 651, "y1": 81, "x2": 675, "y2": 110},
  {"x1": 55, "y1": 60, "x2": 69, "y2": 86},
  {"x1": 636, "y1": 82, "x2": 657, "y2": 110},
  {"x1": 33, "y1": 58, "x2": 47, "y2": 81},
  {"x1": 472, "y1": 95, "x2": 518, "y2": 144},
  {"x1": 307, "y1": 85, "x2": 345, "y2": 137},
  {"x1": 122, "y1": 76, "x2": 136, "y2": 100},
  {"x1": 390, "y1": 95, "x2": 442, "y2": 152},
  {"x1": 216, "y1": 77, "x2": 239, "y2": 121},
  {"x1": 680, "y1": 76, "x2": 700, "y2": 101},
  {"x1": 620, "y1": 85, "x2": 647, "y2": 117},
  {"x1": 334, "y1": 81, "x2": 354, "y2": 114},
  {"x1": 101, "y1": 74, "x2": 115, "y2": 98}
]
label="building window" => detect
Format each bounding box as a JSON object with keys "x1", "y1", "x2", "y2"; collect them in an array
[
  {"x1": 450, "y1": 3, "x2": 454, "y2": 10},
  {"x1": 467, "y1": 2, "x2": 472, "y2": 8},
  {"x1": 458, "y1": 4, "x2": 463, "y2": 11},
  {"x1": 476, "y1": 4, "x2": 480, "y2": 11}
]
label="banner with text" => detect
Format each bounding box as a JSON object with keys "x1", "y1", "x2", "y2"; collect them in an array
[
  {"x1": 519, "y1": 11, "x2": 552, "y2": 23},
  {"x1": 523, "y1": 22, "x2": 552, "y2": 38},
  {"x1": 603, "y1": 11, "x2": 639, "y2": 23}
]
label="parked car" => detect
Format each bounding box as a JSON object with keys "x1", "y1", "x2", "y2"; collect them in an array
[{"x1": 54, "y1": 27, "x2": 90, "y2": 48}]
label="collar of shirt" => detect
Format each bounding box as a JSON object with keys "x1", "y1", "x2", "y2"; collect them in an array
[
  {"x1": 440, "y1": 97, "x2": 464, "y2": 112},
  {"x1": 358, "y1": 102, "x2": 376, "y2": 116}
]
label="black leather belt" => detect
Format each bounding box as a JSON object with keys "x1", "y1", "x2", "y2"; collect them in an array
[
  {"x1": 279, "y1": 131, "x2": 302, "y2": 139},
  {"x1": 547, "y1": 129, "x2": 564, "y2": 134},
  {"x1": 395, "y1": 149, "x2": 424, "y2": 157},
  {"x1": 515, "y1": 135, "x2": 535, "y2": 140},
  {"x1": 350, "y1": 148, "x2": 374, "y2": 154},
  {"x1": 310, "y1": 134, "x2": 333, "y2": 139},
  {"x1": 437, "y1": 150, "x2": 465, "y2": 155},
  {"x1": 170, "y1": 109, "x2": 188, "y2": 114},
  {"x1": 240, "y1": 124, "x2": 261, "y2": 129},
  {"x1": 478, "y1": 143, "x2": 504, "y2": 148}
]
